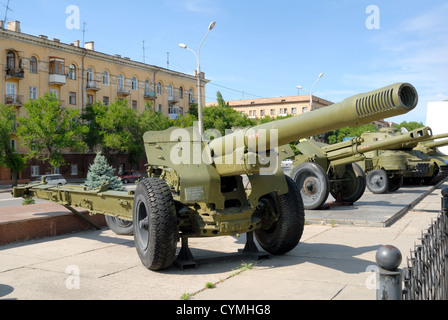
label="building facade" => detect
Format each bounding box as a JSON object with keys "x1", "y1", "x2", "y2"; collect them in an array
[
  {"x1": 209, "y1": 95, "x2": 334, "y2": 120},
  {"x1": 1, "y1": 20, "x2": 206, "y2": 184}
]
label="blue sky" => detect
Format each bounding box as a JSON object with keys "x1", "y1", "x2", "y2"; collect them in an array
[{"x1": 4, "y1": 0, "x2": 448, "y2": 124}]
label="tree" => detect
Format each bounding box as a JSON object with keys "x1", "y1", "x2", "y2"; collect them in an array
[
  {"x1": 84, "y1": 151, "x2": 124, "y2": 190},
  {"x1": 326, "y1": 123, "x2": 378, "y2": 144},
  {"x1": 16, "y1": 93, "x2": 88, "y2": 172},
  {"x1": 392, "y1": 121, "x2": 425, "y2": 132},
  {"x1": 203, "y1": 92, "x2": 256, "y2": 136},
  {"x1": 0, "y1": 104, "x2": 26, "y2": 186}
]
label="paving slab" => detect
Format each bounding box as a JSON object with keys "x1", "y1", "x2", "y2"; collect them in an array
[{"x1": 0, "y1": 181, "x2": 446, "y2": 301}]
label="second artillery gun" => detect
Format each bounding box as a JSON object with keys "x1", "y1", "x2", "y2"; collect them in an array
[
  {"x1": 406, "y1": 133, "x2": 448, "y2": 185},
  {"x1": 358, "y1": 128, "x2": 447, "y2": 193},
  {"x1": 13, "y1": 83, "x2": 418, "y2": 271},
  {"x1": 289, "y1": 126, "x2": 432, "y2": 209}
]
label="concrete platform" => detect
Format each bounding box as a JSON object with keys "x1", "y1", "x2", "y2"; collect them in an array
[
  {"x1": 306, "y1": 185, "x2": 437, "y2": 227},
  {"x1": 0, "y1": 181, "x2": 446, "y2": 301}
]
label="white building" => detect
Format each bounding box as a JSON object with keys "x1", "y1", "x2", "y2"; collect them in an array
[{"x1": 426, "y1": 101, "x2": 448, "y2": 154}]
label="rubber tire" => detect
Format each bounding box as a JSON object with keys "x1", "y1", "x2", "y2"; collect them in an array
[
  {"x1": 366, "y1": 169, "x2": 390, "y2": 194},
  {"x1": 290, "y1": 162, "x2": 330, "y2": 210},
  {"x1": 330, "y1": 163, "x2": 366, "y2": 203},
  {"x1": 255, "y1": 175, "x2": 305, "y2": 255},
  {"x1": 388, "y1": 175, "x2": 403, "y2": 192},
  {"x1": 105, "y1": 215, "x2": 134, "y2": 235},
  {"x1": 133, "y1": 178, "x2": 178, "y2": 271}
]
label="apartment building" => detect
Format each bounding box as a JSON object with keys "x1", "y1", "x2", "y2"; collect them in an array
[
  {"x1": 208, "y1": 95, "x2": 334, "y2": 119},
  {"x1": 1, "y1": 20, "x2": 206, "y2": 184}
]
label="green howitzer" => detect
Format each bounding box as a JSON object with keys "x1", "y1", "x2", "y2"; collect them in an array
[
  {"x1": 358, "y1": 128, "x2": 448, "y2": 193},
  {"x1": 13, "y1": 83, "x2": 418, "y2": 271},
  {"x1": 408, "y1": 133, "x2": 448, "y2": 185},
  {"x1": 290, "y1": 126, "x2": 432, "y2": 209}
]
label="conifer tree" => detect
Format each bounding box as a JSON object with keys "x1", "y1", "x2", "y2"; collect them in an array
[{"x1": 84, "y1": 152, "x2": 124, "y2": 191}]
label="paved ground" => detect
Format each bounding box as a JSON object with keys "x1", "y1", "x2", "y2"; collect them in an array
[{"x1": 0, "y1": 181, "x2": 446, "y2": 301}]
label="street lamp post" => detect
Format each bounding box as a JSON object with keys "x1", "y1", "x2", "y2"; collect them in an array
[
  {"x1": 179, "y1": 21, "x2": 216, "y2": 137},
  {"x1": 297, "y1": 72, "x2": 324, "y2": 110}
]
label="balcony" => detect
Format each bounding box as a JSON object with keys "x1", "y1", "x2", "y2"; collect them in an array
[
  {"x1": 5, "y1": 68, "x2": 24, "y2": 80},
  {"x1": 49, "y1": 73, "x2": 66, "y2": 86},
  {"x1": 117, "y1": 87, "x2": 131, "y2": 97},
  {"x1": 143, "y1": 91, "x2": 157, "y2": 100},
  {"x1": 49, "y1": 57, "x2": 66, "y2": 86},
  {"x1": 168, "y1": 95, "x2": 179, "y2": 104},
  {"x1": 86, "y1": 80, "x2": 101, "y2": 91},
  {"x1": 5, "y1": 94, "x2": 24, "y2": 106}
]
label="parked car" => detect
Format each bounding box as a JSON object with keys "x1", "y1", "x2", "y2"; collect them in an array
[
  {"x1": 118, "y1": 171, "x2": 142, "y2": 184},
  {"x1": 32, "y1": 174, "x2": 67, "y2": 186}
]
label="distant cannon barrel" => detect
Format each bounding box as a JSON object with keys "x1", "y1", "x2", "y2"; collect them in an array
[
  {"x1": 209, "y1": 83, "x2": 418, "y2": 159},
  {"x1": 324, "y1": 127, "x2": 432, "y2": 164},
  {"x1": 421, "y1": 138, "x2": 448, "y2": 149}
]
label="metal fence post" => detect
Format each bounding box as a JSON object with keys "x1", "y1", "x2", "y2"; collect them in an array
[
  {"x1": 442, "y1": 187, "x2": 448, "y2": 300},
  {"x1": 376, "y1": 245, "x2": 403, "y2": 300}
]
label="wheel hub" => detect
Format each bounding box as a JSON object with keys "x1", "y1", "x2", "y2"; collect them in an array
[{"x1": 303, "y1": 177, "x2": 319, "y2": 196}]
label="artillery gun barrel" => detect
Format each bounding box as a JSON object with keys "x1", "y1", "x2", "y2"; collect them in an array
[
  {"x1": 421, "y1": 138, "x2": 448, "y2": 149},
  {"x1": 324, "y1": 127, "x2": 432, "y2": 163},
  {"x1": 209, "y1": 83, "x2": 418, "y2": 160}
]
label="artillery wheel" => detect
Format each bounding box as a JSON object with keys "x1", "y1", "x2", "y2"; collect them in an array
[
  {"x1": 255, "y1": 175, "x2": 305, "y2": 255},
  {"x1": 388, "y1": 176, "x2": 403, "y2": 192},
  {"x1": 330, "y1": 163, "x2": 366, "y2": 203},
  {"x1": 133, "y1": 178, "x2": 178, "y2": 271},
  {"x1": 290, "y1": 162, "x2": 330, "y2": 210},
  {"x1": 105, "y1": 215, "x2": 134, "y2": 235},
  {"x1": 366, "y1": 169, "x2": 390, "y2": 194}
]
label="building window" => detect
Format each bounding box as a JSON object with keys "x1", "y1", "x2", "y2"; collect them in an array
[
  {"x1": 291, "y1": 107, "x2": 297, "y2": 114},
  {"x1": 6, "y1": 51, "x2": 15, "y2": 69},
  {"x1": 103, "y1": 96, "x2": 109, "y2": 106},
  {"x1": 71, "y1": 164, "x2": 78, "y2": 176},
  {"x1": 179, "y1": 87, "x2": 183, "y2": 99},
  {"x1": 270, "y1": 109, "x2": 276, "y2": 116},
  {"x1": 49, "y1": 57, "x2": 65, "y2": 75},
  {"x1": 30, "y1": 57, "x2": 38, "y2": 74},
  {"x1": 68, "y1": 64, "x2": 76, "y2": 80},
  {"x1": 6, "y1": 82, "x2": 16, "y2": 97},
  {"x1": 132, "y1": 77, "x2": 137, "y2": 91},
  {"x1": 189, "y1": 89, "x2": 194, "y2": 103},
  {"x1": 157, "y1": 82, "x2": 162, "y2": 95},
  {"x1": 87, "y1": 94, "x2": 94, "y2": 105},
  {"x1": 29, "y1": 86, "x2": 38, "y2": 100},
  {"x1": 302, "y1": 107, "x2": 308, "y2": 113},
  {"x1": 103, "y1": 71, "x2": 109, "y2": 86},
  {"x1": 157, "y1": 104, "x2": 162, "y2": 112},
  {"x1": 31, "y1": 165, "x2": 40, "y2": 177},
  {"x1": 69, "y1": 92, "x2": 76, "y2": 105},
  {"x1": 87, "y1": 68, "x2": 94, "y2": 82},
  {"x1": 260, "y1": 110, "x2": 265, "y2": 116},
  {"x1": 168, "y1": 85, "x2": 173, "y2": 99},
  {"x1": 50, "y1": 89, "x2": 58, "y2": 98},
  {"x1": 132, "y1": 100, "x2": 137, "y2": 110},
  {"x1": 118, "y1": 74, "x2": 125, "y2": 91}
]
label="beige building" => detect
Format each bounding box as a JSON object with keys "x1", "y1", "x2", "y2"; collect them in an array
[
  {"x1": 207, "y1": 95, "x2": 334, "y2": 119},
  {"x1": 1, "y1": 20, "x2": 207, "y2": 183}
]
